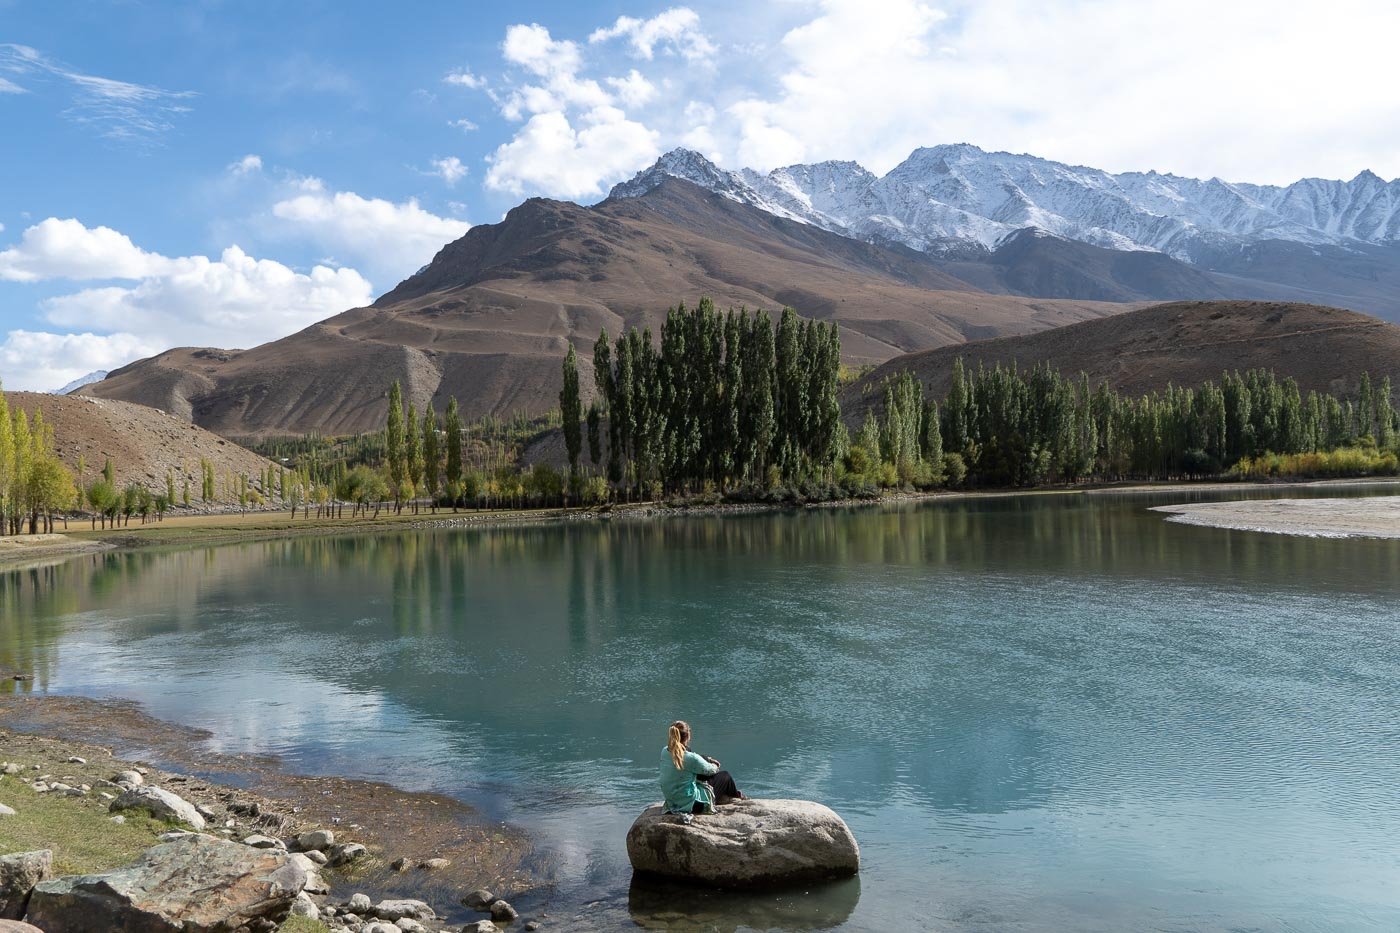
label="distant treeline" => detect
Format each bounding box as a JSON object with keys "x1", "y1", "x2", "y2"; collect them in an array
[{"x1": 253, "y1": 299, "x2": 1400, "y2": 513}]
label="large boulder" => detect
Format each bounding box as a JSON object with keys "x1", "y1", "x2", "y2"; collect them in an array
[
  {"x1": 24, "y1": 835, "x2": 309, "y2": 932},
  {"x1": 626, "y1": 798, "x2": 859, "y2": 888},
  {"x1": 108, "y1": 786, "x2": 206, "y2": 830},
  {"x1": 0, "y1": 850, "x2": 52, "y2": 919}
]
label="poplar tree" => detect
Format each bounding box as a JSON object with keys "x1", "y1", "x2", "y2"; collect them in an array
[
  {"x1": 444, "y1": 397, "x2": 463, "y2": 508},
  {"x1": 385, "y1": 381, "x2": 405, "y2": 506},
  {"x1": 560, "y1": 343, "x2": 583, "y2": 482},
  {"x1": 422, "y1": 407, "x2": 441, "y2": 508}
]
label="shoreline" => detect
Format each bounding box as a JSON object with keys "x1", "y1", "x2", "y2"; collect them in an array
[
  {"x1": 1152, "y1": 495, "x2": 1400, "y2": 539},
  {"x1": 0, "y1": 694, "x2": 537, "y2": 926},
  {"x1": 3, "y1": 476, "x2": 1399, "y2": 569}
]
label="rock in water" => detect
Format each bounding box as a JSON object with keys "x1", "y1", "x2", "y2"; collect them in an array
[
  {"x1": 25, "y1": 835, "x2": 309, "y2": 932},
  {"x1": 109, "y1": 786, "x2": 206, "y2": 830},
  {"x1": 0, "y1": 850, "x2": 52, "y2": 919},
  {"x1": 626, "y1": 799, "x2": 859, "y2": 888}
]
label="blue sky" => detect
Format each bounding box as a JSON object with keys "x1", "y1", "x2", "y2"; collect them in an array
[{"x1": 2, "y1": 0, "x2": 1397, "y2": 390}]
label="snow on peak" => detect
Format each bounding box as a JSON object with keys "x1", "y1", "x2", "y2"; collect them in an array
[
  {"x1": 608, "y1": 147, "x2": 1400, "y2": 262},
  {"x1": 54, "y1": 370, "x2": 109, "y2": 395}
]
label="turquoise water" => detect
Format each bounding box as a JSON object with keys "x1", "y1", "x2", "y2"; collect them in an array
[{"x1": 4, "y1": 489, "x2": 1400, "y2": 930}]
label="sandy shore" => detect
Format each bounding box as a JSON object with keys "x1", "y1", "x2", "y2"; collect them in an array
[{"x1": 1152, "y1": 496, "x2": 1400, "y2": 539}]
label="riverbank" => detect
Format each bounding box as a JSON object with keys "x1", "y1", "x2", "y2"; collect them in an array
[
  {"x1": 1152, "y1": 495, "x2": 1400, "y2": 538},
  {"x1": 5, "y1": 476, "x2": 1400, "y2": 569},
  {"x1": 0, "y1": 694, "x2": 536, "y2": 927}
]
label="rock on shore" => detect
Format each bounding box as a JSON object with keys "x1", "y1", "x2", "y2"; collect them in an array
[
  {"x1": 25, "y1": 835, "x2": 309, "y2": 932},
  {"x1": 626, "y1": 798, "x2": 859, "y2": 888},
  {"x1": 109, "y1": 785, "x2": 206, "y2": 830},
  {"x1": 0, "y1": 851, "x2": 52, "y2": 919}
]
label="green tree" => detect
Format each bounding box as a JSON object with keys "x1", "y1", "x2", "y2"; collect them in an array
[
  {"x1": 385, "y1": 380, "x2": 405, "y2": 507},
  {"x1": 444, "y1": 396, "x2": 464, "y2": 509},
  {"x1": 560, "y1": 343, "x2": 583, "y2": 483}
]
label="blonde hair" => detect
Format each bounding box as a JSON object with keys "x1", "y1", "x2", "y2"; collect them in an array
[{"x1": 667, "y1": 720, "x2": 691, "y2": 769}]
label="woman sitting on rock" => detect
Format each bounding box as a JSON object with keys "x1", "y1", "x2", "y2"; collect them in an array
[{"x1": 661, "y1": 719, "x2": 744, "y2": 815}]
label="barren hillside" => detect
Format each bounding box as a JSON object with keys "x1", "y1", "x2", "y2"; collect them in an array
[{"x1": 8, "y1": 392, "x2": 277, "y2": 503}]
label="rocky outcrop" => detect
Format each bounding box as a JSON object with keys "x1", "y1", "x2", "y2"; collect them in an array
[
  {"x1": 109, "y1": 785, "x2": 206, "y2": 830},
  {"x1": 24, "y1": 835, "x2": 309, "y2": 932},
  {"x1": 0, "y1": 851, "x2": 52, "y2": 919},
  {"x1": 626, "y1": 798, "x2": 860, "y2": 888}
]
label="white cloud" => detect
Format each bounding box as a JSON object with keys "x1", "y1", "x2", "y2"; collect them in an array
[
  {"x1": 443, "y1": 69, "x2": 486, "y2": 89},
  {"x1": 270, "y1": 188, "x2": 469, "y2": 283},
  {"x1": 0, "y1": 42, "x2": 194, "y2": 142},
  {"x1": 0, "y1": 219, "x2": 373, "y2": 392},
  {"x1": 588, "y1": 8, "x2": 716, "y2": 61},
  {"x1": 41, "y1": 246, "x2": 371, "y2": 346},
  {"x1": 228, "y1": 154, "x2": 263, "y2": 176},
  {"x1": 484, "y1": 107, "x2": 659, "y2": 199},
  {"x1": 0, "y1": 77, "x2": 24, "y2": 94},
  {"x1": 0, "y1": 331, "x2": 159, "y2": 392},
  {"x1": 606, "y1": 70, "x2": 657, "y2": 108},
  {"x1": 429, "y1": 156, "x2": 468, "y2": 186},
  {"x1": 497, "y1": 23, "x2": 612, "y2": 121},
  {"x1": 0, "y1": 218, "x2": 168, "y2": 282},
  {"x1": 449, "y1": 118, "x2": 479, "y2": 132},
  {"x1": 709, "y1": 0, "x2": 1400, "y2": 183}
]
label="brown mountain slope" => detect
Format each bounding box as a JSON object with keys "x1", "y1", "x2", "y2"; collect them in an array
[
  {"x1": 8, "y1": 392, "x2": 275, "y2": 503},
  {"x1": 82, "y1": 180, "x2": 1136, "y2": 438},
  {"x1": 843, "y1": 301, "x2": 1400, "y2": 420}
]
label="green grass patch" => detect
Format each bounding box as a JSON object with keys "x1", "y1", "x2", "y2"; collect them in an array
[
  {"x1": 0, "y1": 775, "x2": 173, "y2": 875},
  {"x1": 277, "y1": 918, "x2": 330, "y2": 933}
]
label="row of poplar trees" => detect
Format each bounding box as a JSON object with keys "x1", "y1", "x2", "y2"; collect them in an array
[
  {"x1": 560, "y1": 299, "x2": 842, "y2": 496},
  {"x1": 382, "y1": 381, "x2": 468, "y2": 510},
  {"x1": 921, "y1": 360, "x2": 1397, "y2": 486}
]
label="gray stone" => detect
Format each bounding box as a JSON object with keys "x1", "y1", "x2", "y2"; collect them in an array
[
  {"x1": 463, "y1": 889, "x2": 495, "y2": 910},
  {"x1": 525, "y1": 923, "x2": 540, "y2": 932},
  {"x1": 289, "y1": 891, "x2": 320, "y2": 918},
  {"x1": 625, "y1": 798, "x2": 860, "y2": 888},
  {"x1": 489, "y1": 899, "x2": 519, "y2": 922},
  {"x1": 109, "y1": 814, "x2": 126, "y2": 824},
  {"x1": 114, "y1": 770, "x2": 144, "y2": 786},
  {"x1": 0, "y1": 850, "x2": 52, "y2": 919},
  {"x1": 304, "y1": 849, "x2": 329, "y2": 866},
  {"x1": 389, "y1": 856, "x2": 410, "y2": 873},
  {"x1": 396, "y1": 920, "x2": 427, "y2": 933},
  {"x1": 195, "y1": 803, "x2": 217, "y2": 821},
  {"x1": 347, "y1": 892, "x2": 372, "y2": 913},
  {"x1": 242, "y1": 834, "x2": 285, "y2": 849},
  {"x1": 109, "y1": 785, "x2": 206, "y2": 830},
  {"x1": 66, "y1": 757, "x2": 86, "y2": 765},
  {"x1": 327, "y1": 842, "x2": 367, "y2": 866},
  {"x1": 0, "y1": 921, "x2": 45, "y2": 932},
  {"x1": 418, "y1": 857, "x2": 450, "y2": 871},
  {"x1": 296, "y1": 828, "x2": 335, "y2": 851},
  {"x1": 463, "y1": 922, "x2": 498, "y2": 933},
  {"x1": 370, "y1": 898, "x2": 434, "y2": 921},
  {"x1": 286, "y1": 853, "x2": 327, "y2": 894},
  {"x1": 25, "y1": 835, "x2": 309, "y2": 931},
  {"x1": 0, "y1": 804, "x2": 14, "y2": 818},
  {"x1": 0, "y1": 764, "x2": 20, "y2": 775}
]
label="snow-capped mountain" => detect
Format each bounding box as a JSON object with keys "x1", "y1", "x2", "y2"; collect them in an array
[
  {"x1": 54, "y1": 370, "x2": 108, "y2": 395},
  {"x1": 609, "y1": 146, "x2": 1400, "y2": 262}
]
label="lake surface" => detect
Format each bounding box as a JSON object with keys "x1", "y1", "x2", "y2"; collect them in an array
[{"x1": 4, "y1": 488, "x2": 1400, "y2": 931}]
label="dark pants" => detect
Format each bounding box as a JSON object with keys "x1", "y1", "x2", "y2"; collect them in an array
[{"x1": 692, "y1": 770, "x2": 741, "y2": 812}]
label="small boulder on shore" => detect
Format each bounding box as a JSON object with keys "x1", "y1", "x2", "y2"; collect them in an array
[
  {"x1": 109, "y1": 785, "x2": 206, "y2": 830},
  {"x1": 626, "y1": 798, "x2": 859, "y2": 888}
]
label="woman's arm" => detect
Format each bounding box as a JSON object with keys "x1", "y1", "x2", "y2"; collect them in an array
[{"x1": 683, "y1": 750, "x2": 719, "y2": 776}]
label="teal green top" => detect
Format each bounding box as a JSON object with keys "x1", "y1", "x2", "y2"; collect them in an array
[{"x1": 660, "y1": 747, "x2": 718, "y2": 814}]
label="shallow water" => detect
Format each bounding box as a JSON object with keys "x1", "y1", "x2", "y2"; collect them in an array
[{"x1": 3, "y1": 487, "x2": 1400, "y2": 931}]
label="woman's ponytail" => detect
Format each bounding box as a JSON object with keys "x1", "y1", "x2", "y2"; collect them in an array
[{"x1": 667, "y1": 720, "x2": 690, "y2": 769}]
